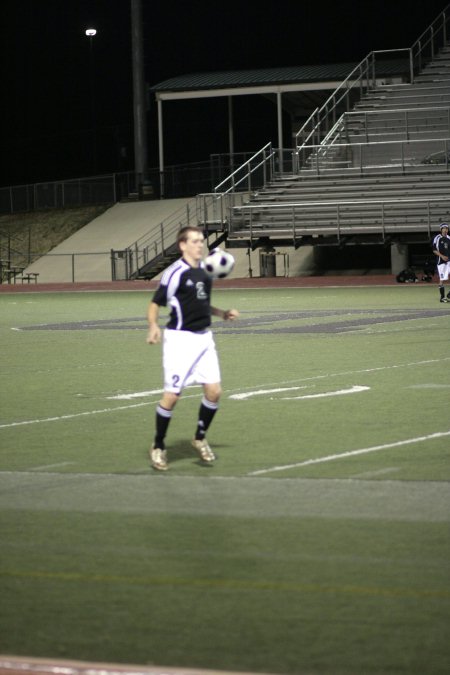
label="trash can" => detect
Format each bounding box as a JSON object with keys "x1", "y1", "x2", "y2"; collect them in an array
[{"x1": 260, "y1": 250, "x2": 276, "y2": 277}]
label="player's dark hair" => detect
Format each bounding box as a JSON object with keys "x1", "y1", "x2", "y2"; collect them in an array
[{"x1": 177, "y1": 226, "x2": 204, "y2": 247}]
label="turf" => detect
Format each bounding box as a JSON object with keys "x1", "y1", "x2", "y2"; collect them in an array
[{"x1": 0, "y1": 285, "x2": 449, "y2": 674}]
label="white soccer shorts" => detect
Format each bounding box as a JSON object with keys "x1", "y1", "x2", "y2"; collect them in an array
[
  {"x1": 162, "y1": 328, "x2": 221, "y2": 394},
  {"x1": 437, "y1": 261, "x2": 450, "y2": 282}
]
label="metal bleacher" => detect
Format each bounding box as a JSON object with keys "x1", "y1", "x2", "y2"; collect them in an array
[
  {"x1": 225, "y1": 10, "x2": 450, "y2": 251},
  {"x1": 119, "y1": 5, "x2": 450, "y2": 280}
]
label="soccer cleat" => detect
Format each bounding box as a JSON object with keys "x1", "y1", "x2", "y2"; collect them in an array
[
  {"x1": 440, "y1": 298, "x2": 450, "y2": 303},
  {"x1": 191, "y1": 438, "x2": 216, "y2": 464},
  {"x1": 150, "y1": 446, "x2": 168, "y2": 471}
]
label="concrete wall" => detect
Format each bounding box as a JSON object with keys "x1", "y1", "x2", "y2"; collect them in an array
[
  {"x1": 24, "y1": 199, "x2": 191, "y2": 283},
  {"x1": 22, "y1": 197, "x2": 396, "y2": 282}
]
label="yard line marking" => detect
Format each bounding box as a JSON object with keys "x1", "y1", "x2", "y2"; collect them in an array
[
  {"x1": 0, "y1": 391, "x2": 205, "y2": 429},
  {"x1": 1, "y1": 357, "x2": 448, "y2": 430},
  {"x1": 230, "y1": 386, "x2": 307, "y2": 400},
  {"x1": 106, "y1": 385, "x2": 201, "y2": 400},
  {"x1": 0, "y1": 402, "x2": 153, "y2": 428},
  {"x1": 106, "y1": 389, "x2": 164, "y2": 400},
  {"x1": 231, "y1": 385, "x2": 369, "y2": 401},
  {"x1": 276, "y1": 385, "x2": 370, "y2": 400},
  {"x1": 247, "y1": 430, "x2": 450, "y2": 476},
  {"x1": 227, "y1": 356, "x2": 450, "y2": 398}
]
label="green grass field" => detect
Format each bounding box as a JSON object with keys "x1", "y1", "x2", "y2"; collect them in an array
[{"x1": 0, "y1": 285, "x2": 449, "y2": 674}]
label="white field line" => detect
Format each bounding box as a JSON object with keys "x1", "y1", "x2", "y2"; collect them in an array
[
  {"x1": 275, "y1": 385, "x2": 370, "y2": 400},
  {"x1": 0, "y1": 386, "x2": 359, "y2": 429},
  {"x1": 106, "y1": 388, "x2": 164, "y2": 400},
  {"x1": 226, "y1": 356, "x2": 450, "y2": 400},
  {"x1": 247, "y1": 430, "x2": 450, "y2": 476},
  {"x1": 0, "y1": 402, "x2": 153, "y2": 429},
  {"x1": 230, "y1": 386, "x2": 307, "y2": 400},
  {"x1": 231, "y1": 385, "x2": 369, "y2": 401},
  {"x1": 0, "y1": 391, "x2": 205, "y2": 430},
  {"x1": 1, "y1": 357, "x2": 448, "y2": 430},
  {"x1": 106, "y1": 385, "x2": 201, "y2": 400}
]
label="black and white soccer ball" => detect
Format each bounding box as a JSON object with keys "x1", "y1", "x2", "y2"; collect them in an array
[{"x1": 204, "y1": 248, "x2": 235, "y2": 279}]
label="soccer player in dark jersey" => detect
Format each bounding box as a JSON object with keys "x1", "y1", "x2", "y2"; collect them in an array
[
  {"x1": 146, "y1": 226, "x2": 239, "y2": 470},
  {"x1": 432, "y1": 222, "x2": 450, "y2": 303}
]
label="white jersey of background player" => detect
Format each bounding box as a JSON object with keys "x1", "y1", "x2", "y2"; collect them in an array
[{"x1": 432, "y1": 222, "x2": 450, "y2": 303}]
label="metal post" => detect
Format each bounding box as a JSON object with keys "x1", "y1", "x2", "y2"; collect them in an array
[
  {"x1": 277, "y1": 91, "x2": 283, "y2": 169},
  {"x1": 157, "y1": 98, "x2": 165, "y2": 199},
  {"x1": 131, "y1": 0, "x2": 150, "y2": 195},
  {"x1": 336, "y1": 203, "x2": 340, "y2": 242},
  {"x1": 160, "y1": 223, "x2": 165, "y2": 255},
  {"x1": 135, "y1": 242, "x2": 139, "y2": 274},
  {"x1": 228, "y1": 96, "x2": 234, "y2": 158},
  {"x1": 111, "y1": 249, "x2": 116, "y2": 281}
]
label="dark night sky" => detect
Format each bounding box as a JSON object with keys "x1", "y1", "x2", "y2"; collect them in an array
[{"x1": 1, "y1": 0, "x2": 449, "y2": 187}]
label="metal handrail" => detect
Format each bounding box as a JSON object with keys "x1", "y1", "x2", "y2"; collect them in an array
[
  {"x1": 214, "y1": 143, "x2": 275, "y2": 193},
  {"x1": 229, "y1": 195, "x2": 450, "y2": 243},
  {"x1": 120, "y1": 195, "x2": 211, "y2": 277},
  {"x1": 320, "y1": 106, "x2": 450, "y2": 145},
  {"x1": 295, "y1": 5, "x2": 449, "y2": 162},
  {"x1": 187, "y1": 5, "x2": 450, "y2": 197},
  {"x1": 296, "y1": 136, "x2": 450, "y2": 175}
]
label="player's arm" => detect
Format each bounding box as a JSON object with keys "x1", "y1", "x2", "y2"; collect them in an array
[
  {"x1": 211, "y1": 306, "x2": 239, "y2": 320},
  {"x1": 147, "y1": 301, "x2": 162, "y2": 344}
]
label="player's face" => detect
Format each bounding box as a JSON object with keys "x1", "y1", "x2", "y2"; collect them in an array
[{"x1": 180, "y1": 232, "x2": 205, "y2": 266}]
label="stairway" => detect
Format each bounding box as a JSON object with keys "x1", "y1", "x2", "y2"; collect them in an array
[{"x1": 228, "y1": 43, "x2": 450, "y2": 248}]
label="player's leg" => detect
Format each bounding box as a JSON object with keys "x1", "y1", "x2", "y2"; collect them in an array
[
  {"x1": 150, "y1": 330, "x2": 186, "y2": 471},
  {"x1": 437, "y1": 264, "x2": 447, "y2": 302},
  {"x1": 191, "y1": 334, "x2": 222, "y2": 463},
  {"x1": 195, "y1": 382, "x2": 221, "y2": 441},
  {"x1": 439, "y1": 264, "x2": 450, "y2": 302},
  {"x1": 446, "y1": 263, "x2": 450, "y2": 300},
  {"x1": 153, "y1": 390, "x2": 178, "y2": 447}
]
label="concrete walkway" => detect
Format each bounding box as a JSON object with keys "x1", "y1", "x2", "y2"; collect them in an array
[{"x1": 23, "y1": 198, "x2": 191, "y2": 283}]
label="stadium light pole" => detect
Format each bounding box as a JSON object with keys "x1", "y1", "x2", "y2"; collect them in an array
[
  {"x1": 131, "y1": 0, "x2": 152, "y2": 198},
  {"x1": 85, "y1": 28, "x2": 97, "y2": 174}
]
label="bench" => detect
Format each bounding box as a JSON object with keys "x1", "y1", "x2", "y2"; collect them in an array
[
  {"x1": 19, "y1": 273, "x2": 40, "y2": 284},
  {"x1": 4, "y1": 267, "x2": 25, "y2": 283}
]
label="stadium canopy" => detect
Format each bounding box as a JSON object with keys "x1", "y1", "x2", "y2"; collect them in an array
[{"x1": 149, "y1": 59, "x2": 410, "y2": 177}]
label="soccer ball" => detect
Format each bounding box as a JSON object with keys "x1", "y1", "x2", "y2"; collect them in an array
[{"x1": 204, "y1": 248, "x2": 235, "y2": 279}]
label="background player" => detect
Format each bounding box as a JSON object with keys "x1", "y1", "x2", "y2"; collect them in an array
[
  {"x1": 146, "y1": 226, "x2": 239, "y2": 471},
  {"x1": 432, "y1": 222, "x2": 450, "y2": 303}
]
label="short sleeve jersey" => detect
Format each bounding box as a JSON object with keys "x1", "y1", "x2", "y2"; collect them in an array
[
  {"x1": 432, "y1": 233, "x2": 450, "y2": 264},
  {"x1": 152, "y1": 258, "x2": 213, "y2": 331}
]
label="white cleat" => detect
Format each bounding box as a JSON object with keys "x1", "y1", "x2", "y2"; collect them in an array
[
  {"x1": 150, "y1": 446, "x2": 168, "y2": 471},
  {"x1": 191, "y1": 438, "x2": 216, "y2": 464}
]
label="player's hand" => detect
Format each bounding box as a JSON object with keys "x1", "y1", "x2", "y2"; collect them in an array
[
  {"x1": 224, "y1": 309, "x2": 239, "y2": 320},
  {"x1": 146, "y1": 325, "x2": 161, "y2": 344}
]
